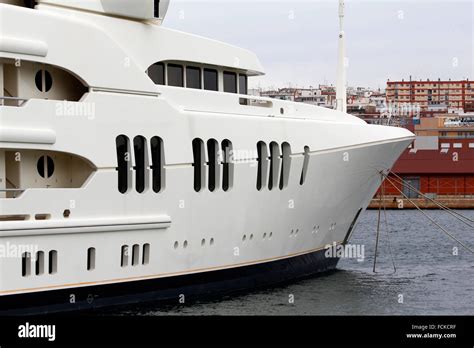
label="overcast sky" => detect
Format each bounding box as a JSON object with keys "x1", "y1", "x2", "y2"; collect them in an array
[{"x1": 163, "y1": 0, "x2": 473, "y2": 90}]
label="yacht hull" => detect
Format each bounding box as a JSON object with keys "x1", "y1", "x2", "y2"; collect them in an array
[
  {"x1": 0, "y1": 247, "x2": 338, "y2": 315},
  {"x1": 0, "y1": 137, "x2": 412, "y2": 314}
]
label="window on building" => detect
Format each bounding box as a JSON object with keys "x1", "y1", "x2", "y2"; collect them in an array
[
  {"x1": 167, "y1": 64, "x2": 184, "y2": 87},
  {"x1": 224, "y1": 71, "x2": 237, "y2": 93},
  {"x1": 148, "y1": 63, "x2": 165, "y2": 85},
  {"x1": 186, "y1": 66, "x2": 202, "y2": 89},
  {"x1": 204, "y1": 68, "x2": 218, "y2": 91},
  {"x1": 239, "y1": 74, "x2": 248, "y2": 95}
]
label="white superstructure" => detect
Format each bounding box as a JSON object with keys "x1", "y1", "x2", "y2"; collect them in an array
[{"x1": 0, "y1": 0, "x2": 414, "y2": 312}]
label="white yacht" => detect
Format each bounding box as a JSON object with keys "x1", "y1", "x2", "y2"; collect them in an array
[{"x1": 0, "y1": 0, "x2": 414, "y2": 314}]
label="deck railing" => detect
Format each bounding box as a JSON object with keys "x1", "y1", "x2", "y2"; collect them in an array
[
  {"x1": 0, "y1": 188, "x2": 25, "y2": 199},
  {"x1": 0, "y1": 96, "x2": 28, "y2": 106}
]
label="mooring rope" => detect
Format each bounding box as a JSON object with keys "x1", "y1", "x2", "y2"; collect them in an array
[
  {"x1": 382, "y1": 177, "x2": 397, "y2": 274},
  {"x1": 373, "y1": 174, "x2": 383, "y2": 273},
  {"x1": 388, "y1": 171, "x2": 474, "y2": 227},
  {"x1": 373, "y1": 173, "x2": 398, "y2": 274},
  {"x1": 383, "y1": 174, "x2": 474, "y2": 255}
]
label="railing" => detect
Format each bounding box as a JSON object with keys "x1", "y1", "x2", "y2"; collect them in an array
[
  {"x1": 0, "y1": 96, "x2": 28, "y2": 106},
  {"x1": 0, "y1": 188, "x2": 25, "y2": 199}
]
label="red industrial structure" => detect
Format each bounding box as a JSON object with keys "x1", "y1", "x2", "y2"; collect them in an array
[
  {"x1": 382, "y1": 138, "x2": 474, "y2": 197},
  {"x1": 371, "y1": 111, "x2": 474, "y2": 209}
]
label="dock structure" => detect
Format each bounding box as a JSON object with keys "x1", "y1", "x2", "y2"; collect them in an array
[{"x1": 369, "y1": 196, "x2": 474, "y2": 210}]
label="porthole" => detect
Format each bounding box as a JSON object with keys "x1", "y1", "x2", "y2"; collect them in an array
[
  {"x1": 242, "y1": 235, "x2": 247, "y2": 242},
  {"x1": 37, "y1": 155, "x2": 55, "y2": 178},
  {"x1": 142, "y1": 244, "x2": 150, "y2": 265},
  {"x1": 35, "y1": 251, "x2": 44, "y2": 276},
  {"x1": 35, "y1": 69, "x2": 53, "y2": 92},
  {"x1": 48, "y1": 250, "x2": 58, "y2": 274},
  {"x1": 183, "y1": 241, "x2": 188, "y2": 249},
  {"x1": 63, "y1": 209, "x2": 71, "y2": 218},
  {"x1": 174, "y1": 241, "x2": 179, "y2": 249},
  {"x1": 22, "y1": 252, "x2": 31, "y2": 277},
  {"x1": 269, "y1": 232, "x2": 273, "y2": 239},
  {"x1": 121, "y1": 245, "x2": 129, "y2": 267},
  {"x1": 201, "y1": 239, "x2": 206, "y2": 246},
  {"x1": 132, "y1": 244, "x2": 140, "y2": 266},
  {"x1": 210, "y1": 238, "x2": 214, "y2": 246},
  {"x1": 263, "y1": 233, "x2": 267, "y2": 239},
  {"x1": 250, "y1": 234, "x2": 254, "y2": 241},
  {"x1": 87, "y1": 247, "x2": 96, "y2": 271}
]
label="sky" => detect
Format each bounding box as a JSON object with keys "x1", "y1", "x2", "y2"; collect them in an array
[{"x1": 162, "y1": 0, "x2": 473, "y2": 90}]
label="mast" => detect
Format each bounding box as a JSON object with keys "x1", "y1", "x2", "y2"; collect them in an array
[{"x1": 336, "y1": 0, "x2": 347, "y2": 113}]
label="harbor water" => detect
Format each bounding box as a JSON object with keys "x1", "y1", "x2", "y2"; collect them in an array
[{"x1": 112, "y1": 210, "x2": 474, "y2": 316}]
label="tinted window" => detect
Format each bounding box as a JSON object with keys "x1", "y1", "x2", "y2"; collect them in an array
[
  {"x1": 204, "y1": 69, "x2": 218, "y2": 91},
  {"x1": 221, "y1": 139, "x2": 233, "y2": 191},
  {"x1": 239, "y1": 74, "x2": 248, "y2": 95},
  {"x1": 256, "y1": 141, "x2": 268, "y2": 191},
  {"x1": 133, "y1": 136, "x2": 146, "y2": 193},
  {"x1": 224, "y1": 72, "x2": 237, "y2": 93},
  {"x1": 35, "y1": 70, "x2": 53, "y2": 92},
  {"x1": 207, "y1": 139, "x2": 219, "y2": 192},
  {"x1": 193, "y1": 138, "x2": 205, "y2": 192},
  {"x1": 116, "y1": 135, "x2": 130, "y2": 194},
  {"x1": 168, "y1": 64, "x2": 184, "y2": 87},
  {"x1": 148, "y1": 63, "x2": 165, "y2": 85},
  {"x1": 186, "y1": 66, "x2": 201, "y2": 89},
  {"x1": 151, "y1": 136, "x2": 165, "y2": 193}
]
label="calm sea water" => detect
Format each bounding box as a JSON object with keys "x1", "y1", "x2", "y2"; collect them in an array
[{"x1": 113, "y1": 210, "x2": 474, "y2": 316}]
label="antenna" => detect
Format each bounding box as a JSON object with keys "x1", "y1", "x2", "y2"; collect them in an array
[{"x1": 336, "y1": 0, "x2": 347, "y2": 113}]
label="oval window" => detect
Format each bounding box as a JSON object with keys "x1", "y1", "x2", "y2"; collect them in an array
[
  {"x1": 37, "y1": 155, "x2": 55, "y2": 178},
  {"x1": 35, "y1": 70, "x2": 53, "y2": 92}
]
